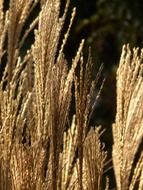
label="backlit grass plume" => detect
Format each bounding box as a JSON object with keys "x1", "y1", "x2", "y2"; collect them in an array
[
  {"x1": 112, "y1": 45, "x2": 143, "y2": 190},
  {"x1": 0, "y1": 0, "x2": 143, "y2": 190}
]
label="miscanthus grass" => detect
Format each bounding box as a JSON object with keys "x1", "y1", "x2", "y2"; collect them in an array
[{"x1": 0, "y1": 0, "x2": 142, "y2": 190}]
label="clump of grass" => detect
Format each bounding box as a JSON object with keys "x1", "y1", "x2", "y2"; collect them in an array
[
  {"x1": 83, "y1": 127, "x2": 108, "y2": 190},
  {"x1": 112, "y1": 45, "x2": 143, "y2": 190},
  {"x1": 0, "y1": 0, "x2": 143, "y2": 190}
]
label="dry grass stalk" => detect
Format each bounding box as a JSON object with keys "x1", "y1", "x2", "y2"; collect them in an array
[
  {"x1": 112, "y1": 45, "x2": 143, "y2": 190},
  {"x1": 7, "y1": 0, "x2": 38, "y2": 83},
  {"x1": 59, "y1": 115, "x2": 79, "y2": 190},
  {"x1": 83, "y1": 127, "x2": 107, "y2": 190},
  {"x1": 74, "y1": 52, "x2": 104, "y2": 190}
]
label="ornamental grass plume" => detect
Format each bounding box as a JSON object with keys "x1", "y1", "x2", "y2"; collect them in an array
[
  {"x1": 83, "y1": 127, "x2": 108, "y2": 190},
  {"x1": 0, "y1": 0, "x2": 106, "y2": 189},
  {"x1": 112, "y1": 45, "x2": 143, "y2": 190},
  {"x1": 0, "y1": 0, "x2": 143, "y2": 190}
]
